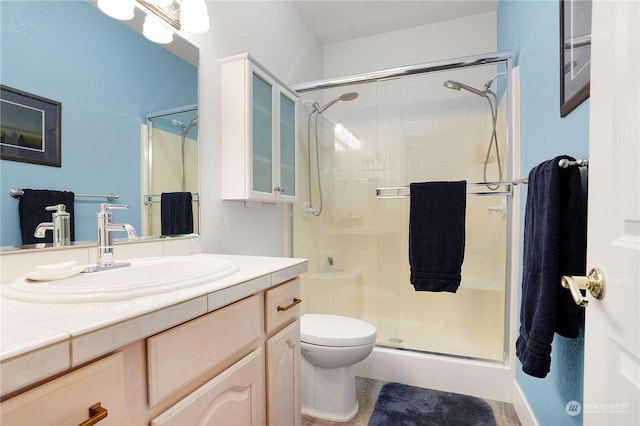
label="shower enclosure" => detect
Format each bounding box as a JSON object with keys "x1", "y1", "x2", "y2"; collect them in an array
[
  {"x1": 291, "y1": 53, "x2": 513, "y2": 365},
  {"x1": 142, "y1": 106, "x2": 199, "y2": 236}
]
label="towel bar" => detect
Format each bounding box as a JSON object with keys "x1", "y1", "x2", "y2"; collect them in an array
[
  {"x1": 143, "y1": 193, "x2": 200, "y2": 205},
  {"x1": 376, "y1": 182, "x2": 512, "y2": 199},
  {"x1": 10, "y1": 188, "x2": 118, "y2": 202},
  {"x1": 513, "y1": 157, "x2": 588, "y2": 184}
]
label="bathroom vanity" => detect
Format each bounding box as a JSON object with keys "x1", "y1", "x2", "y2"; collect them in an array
[{"x1": 0, "y1": 242, "x2": 306, "y2": 425}]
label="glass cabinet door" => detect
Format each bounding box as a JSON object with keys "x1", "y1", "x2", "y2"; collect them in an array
[
  {"x1": 251, "y1": 70, "x2": 274, "y2": 195},
  {"x1": 279, "y1": 89, "x2": 296, "y2": 199}
]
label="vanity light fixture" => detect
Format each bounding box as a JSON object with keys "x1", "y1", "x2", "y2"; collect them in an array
[
  {"x1": 147, "y1": 0, "x2": 172, "y2": 7},
  {"x1": 97, "y1": 0, "x2": 135, "y2": 21},
  {"x1": 143, "y1": 14, "x2": 173, "y2": 44},
  {"x1": 179, "y1": 0, "x2": 210, "y2": 33},
  {"x1": 97, "y1": 0, "x2": 210, "y2": 44}
]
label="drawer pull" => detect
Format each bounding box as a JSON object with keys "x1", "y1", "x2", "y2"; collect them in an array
[
  {"x1": 78, "y1": 402, "x2": 108, "y2": 426},
  {"x1": 277, "y1": 298, "x2": 302, "y2": 312}
]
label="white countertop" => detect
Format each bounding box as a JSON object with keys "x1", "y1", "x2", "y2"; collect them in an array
[{"x1": 0, "y1": 253, "x2": 307, "y2": 396}]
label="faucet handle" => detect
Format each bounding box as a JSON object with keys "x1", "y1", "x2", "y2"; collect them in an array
[
  {"x1": 45, "y1": 204, "x2": 67, "y2": 212},
  {"x1": 100, "y1": 203, "x2": 130, "y2": 212}
]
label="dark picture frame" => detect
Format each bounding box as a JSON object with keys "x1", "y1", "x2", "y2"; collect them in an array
[
  {"x1": 0, "y1": 85, "x2": 61, "y2": 167},
  {"x1": 560, "y1": 0, "x2": 592, "y2": 117}
]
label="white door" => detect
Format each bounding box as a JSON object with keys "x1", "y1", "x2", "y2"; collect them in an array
[{"x1": 584, "y1": 1, "x2": 639, "y2": 425}]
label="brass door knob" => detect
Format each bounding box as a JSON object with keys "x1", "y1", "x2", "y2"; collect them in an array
[{"x1": 561, "y1": 267, "x2": 606, "y2": 307}]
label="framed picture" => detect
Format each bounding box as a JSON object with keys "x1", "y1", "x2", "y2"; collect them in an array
[
  {"x1": 0, "y1": 85, "x2": 61, "y2": 167},
  {"x1": 560, "y1": 0, "x2": 592, "y2": 117}
]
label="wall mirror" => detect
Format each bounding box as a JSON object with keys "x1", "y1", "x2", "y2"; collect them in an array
[
  {"x1": 0, "y1": 0, "x2": 199, "y2": 250},
  {"x1": 560, "y1": 0, "x2": 591, "y2": 117}
]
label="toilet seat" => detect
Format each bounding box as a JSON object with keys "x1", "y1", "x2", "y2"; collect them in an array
[{"x1": 301, "y1": 314, "x2": 376, "y2": 347}]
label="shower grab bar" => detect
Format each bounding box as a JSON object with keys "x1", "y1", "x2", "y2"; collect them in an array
[
  {"x1": 143, "y1": 193, "x2": 200, "y2": 205},
  {"x1": 376, "y1": 182, "x2": 513, "y2": 199},
  {"x1": 10, "y1": 188, "x2": 119, "y2": 202}
]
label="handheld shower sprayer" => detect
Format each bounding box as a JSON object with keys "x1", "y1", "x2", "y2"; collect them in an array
[
  {"x1": 171, "y1": 115, "x2": 198, "y2": 191},
  {"x1": 312, "y1": 92, "x2": 359, "y2": 114},
  {"x1": 444, "y1": 75, "x2": 505, "y2": 189},
  {"x1": 306, "y1": 91, "x2": 359, "y2": 217},
  {"x1": 443, "y1": 80, "x2": 486, "y2": 97}
]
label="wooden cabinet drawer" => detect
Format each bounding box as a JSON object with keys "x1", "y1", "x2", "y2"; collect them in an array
[
  {"x1": 0, "y1": 352, "x2": 125, "y2": 426},
  {"x1": 151, "y1": 347, "x2": 266, "y2": 426},
  {"x1": 147, "y1": 294, "x2": 263, "y2": 407},
  {"x1": 265, "y1": 278, "x2": 300, "y2": 334}
]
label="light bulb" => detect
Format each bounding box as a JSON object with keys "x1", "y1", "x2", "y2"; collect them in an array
[
  {"x1": 98, "y1": 0, "x2": 135, "y2": 21},
  {"x1": 143, "y1": 15, "x2": 173, "y2": 44},
  {"x1": 180, "y1": 0, "x2": 210, "y2": 33}
]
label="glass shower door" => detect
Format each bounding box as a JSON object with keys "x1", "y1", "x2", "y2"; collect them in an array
[{"x1": 293, "y1": 60, "x2": 510, "y2": 363}]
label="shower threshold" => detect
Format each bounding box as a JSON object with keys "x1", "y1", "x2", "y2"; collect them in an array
[{"x1": 375, "y1": 343, "x2": 507, "y2": 365}]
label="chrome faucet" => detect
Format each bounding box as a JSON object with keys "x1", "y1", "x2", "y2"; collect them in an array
[
  {"x1": 34, "y1": 204, "x2": 71, "y2": 247},
  {"x1": 84, "y1": 203, "x2": 137, "y2": 272}
]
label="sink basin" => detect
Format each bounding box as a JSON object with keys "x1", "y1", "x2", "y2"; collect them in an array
[{"x1": 2, "y1": 254, "x2": 239, "y2": 303}]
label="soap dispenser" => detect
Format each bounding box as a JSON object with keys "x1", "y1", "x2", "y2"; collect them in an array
[{"x1": 46, "y1": 204, "x2": 71, "y2": 247}]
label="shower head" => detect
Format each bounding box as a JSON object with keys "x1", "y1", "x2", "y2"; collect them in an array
[
  {"x1": 185, "y1": 117, "x2": 198, "y2": 133},
  {"x1": 314, "y1": 92, "x2": 359, "y2": 114},
  {"x1": 172, "y1": 117, "x2": 198, "y2": 136},
  {"x1": 443, "y1": 80, "x2": 486, "y2": 97}
]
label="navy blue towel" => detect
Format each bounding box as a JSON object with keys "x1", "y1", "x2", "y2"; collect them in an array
[
  {"x1": 409, "y1": 181, "x2": 466, "y2": 292},
  {"x1": 19, "y1": 189, "x2": 75, "y2": 245},
  {"x1": 161, "y1": 192, "x2": 194, "y2": 236},
  {"x1": 516, "y1": 156, "x2": 586, "y2": 378}
]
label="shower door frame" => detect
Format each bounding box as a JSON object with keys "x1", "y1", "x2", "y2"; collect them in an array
[{"x1": 289, "y1": 51, "x2": 516, "y2": 364}]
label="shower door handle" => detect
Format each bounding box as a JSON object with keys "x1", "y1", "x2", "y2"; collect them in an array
[{"x1": 561, "y1": 268, "x2": 606, "y2": 307}]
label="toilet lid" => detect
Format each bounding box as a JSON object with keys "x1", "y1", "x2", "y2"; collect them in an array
[{"x1": 301, "y1": 314, "x2": 377, "y2": 347}]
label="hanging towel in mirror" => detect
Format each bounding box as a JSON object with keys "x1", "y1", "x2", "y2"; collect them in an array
[
  {"x1": 161, "y1": 192, "x2": 194, "y2": 236},
  {"x1": 409, "y1": 181, "x2": 466, "y2": 292},
  {"x1": 516, "y1": 156, "x2": 586, "y2": 379},
  {"x1": 19, "y1": 189, "x2": 75, "y2": 245}
]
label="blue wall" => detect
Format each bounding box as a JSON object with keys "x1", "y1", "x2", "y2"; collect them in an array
[
  {"x1": 1, "y1": 1, "x2": 197, "y2": 246},
  {"x1": 498, "y1": 1, "x2": 589, "y2": 425}
]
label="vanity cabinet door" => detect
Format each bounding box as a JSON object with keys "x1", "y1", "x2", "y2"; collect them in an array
[
  {"x1": 0, "y1": 352, "x2": 125, "y2": 426},
  {"x1": 266, "y1": 320, "x2": 301, "y2": 426},
  {"x1": 151, "y1": 348, "x2": 266, "y2": 426}
]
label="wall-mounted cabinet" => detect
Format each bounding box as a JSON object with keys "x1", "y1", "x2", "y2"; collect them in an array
[{"x1": 221, "y1": 53, "x2": 299, "y2": 203}]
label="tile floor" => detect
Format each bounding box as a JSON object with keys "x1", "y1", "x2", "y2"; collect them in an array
[{"x1": 302, "y1": 377, "x2": 522, "y2": 426}]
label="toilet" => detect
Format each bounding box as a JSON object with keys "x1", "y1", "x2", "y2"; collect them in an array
[{"x1": 300, "y1": 314, "x2": 377, "y2": 422}]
